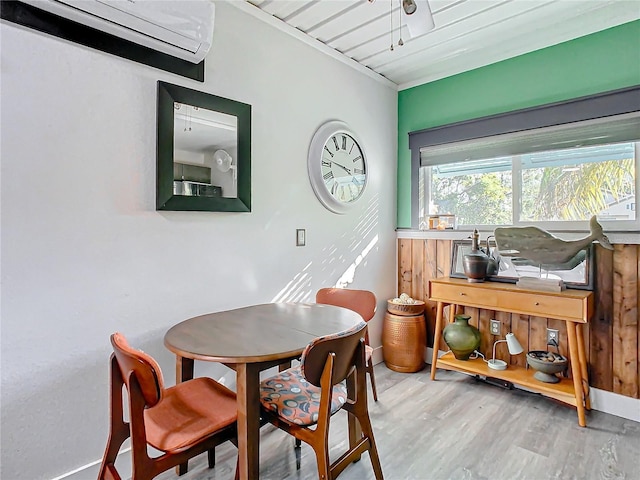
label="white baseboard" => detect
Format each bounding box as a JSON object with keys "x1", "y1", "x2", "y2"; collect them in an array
[
  {"x1": 425, "y1": 347, "x2": 640, "y2": 422},
  {"x1": 589, "y1": 387, "x2": 640, "y2": 422},
  {"x1": 51, "y1": 448, "x2": 131, "y2": 480},
  {"x1": 371, "y1": 345, "x2": 384, "y2": 366}
]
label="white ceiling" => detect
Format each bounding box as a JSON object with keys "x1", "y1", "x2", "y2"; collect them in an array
[{"x1": 236, "y1": 0, "x2": 640, "y2": 90}]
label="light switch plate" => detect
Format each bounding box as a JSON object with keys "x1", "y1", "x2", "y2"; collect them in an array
[{"x1": 296, "y1": 229, "x2": 306, "y2": 246}]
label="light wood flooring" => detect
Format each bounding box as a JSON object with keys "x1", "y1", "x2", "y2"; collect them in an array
[{"x1": 155, "y1": 363, "x2": 640, "y2": 480}]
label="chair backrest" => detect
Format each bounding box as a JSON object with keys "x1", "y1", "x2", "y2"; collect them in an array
[
  {"x1": 316, "y1": 288, "x2": 376, "y2": 322},
  {"x1": 301, "y1": 321, "x2": 367, "y2": 387},
  {"x1": 111, "y1": 332, "x2": 164, "y2": 407}
]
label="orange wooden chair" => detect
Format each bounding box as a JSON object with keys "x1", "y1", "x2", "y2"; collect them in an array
[
  {"x1": 259, "y1": 321, "x2": 384, "y2": 480},
  {"x1": 316, "y1": 288, "x2": 379, "y2": 401},
  {"x1": 98, "y1": 332, "x2": 238, "y2": 480}
]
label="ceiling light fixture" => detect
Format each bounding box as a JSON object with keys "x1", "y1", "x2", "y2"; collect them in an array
[
  {"x1": 373, "y1": 0, "x2": 435, "y2": 52},
  {"x1": 402, "y1": 0, "x2": 417, "y2": 15},
  {"x1": 405, "y1": 0, "x2": 435, "y2": 37}
]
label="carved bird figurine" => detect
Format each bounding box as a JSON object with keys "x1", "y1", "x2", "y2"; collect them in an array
[{"x1": 494, "y1": 216, "x2": 613, "y2": 268}]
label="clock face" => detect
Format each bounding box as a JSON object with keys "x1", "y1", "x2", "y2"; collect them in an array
[
  {"x1": 308, "y1": 121, "x2": 368, "y2": 214},
  {"x1": 321, "y1": 132, "x2": 366, "y2": 203}
]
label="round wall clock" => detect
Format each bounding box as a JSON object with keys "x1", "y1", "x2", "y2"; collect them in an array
[{"x1": 307, "y1": 120, "x2": 368, "y2": 214}]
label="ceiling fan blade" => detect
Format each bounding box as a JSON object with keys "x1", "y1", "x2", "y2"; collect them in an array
[{"x1": 403, "y1": 0, "x2": 435, "y2": 37}]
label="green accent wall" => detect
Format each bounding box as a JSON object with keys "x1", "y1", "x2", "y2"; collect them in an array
[{"x1": 397, "y1": 20, "x2": 640, "y2": 228}]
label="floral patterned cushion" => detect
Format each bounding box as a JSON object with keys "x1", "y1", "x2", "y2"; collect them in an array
[{"x1": 260, "y1": 366, "x2": 348, "y2": 426}]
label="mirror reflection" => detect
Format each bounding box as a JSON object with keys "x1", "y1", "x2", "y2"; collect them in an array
[{"x1": 173, "y1": 103, "x2": 238, "y2": 199}]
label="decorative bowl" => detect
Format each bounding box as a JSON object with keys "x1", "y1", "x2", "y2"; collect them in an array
[
  {"x1": 387, "y1": 300, "x2": 425, "y2": 316},
  {"x1": 526, "y1": 350, "x2": 568, "y2": 383}
]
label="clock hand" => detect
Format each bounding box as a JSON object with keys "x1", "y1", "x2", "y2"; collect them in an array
[{"x1": 333, "y1": 162, "x2": 352, "y2": 175}]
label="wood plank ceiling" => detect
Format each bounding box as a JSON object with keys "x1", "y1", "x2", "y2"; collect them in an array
[{"x1": 243, "y1": 0, "x2": 640, "y2": 90}]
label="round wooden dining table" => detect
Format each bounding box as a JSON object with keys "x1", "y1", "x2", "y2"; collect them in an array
[{"x1": 164, "y1": 302, "x2": 364, "y2": 480}]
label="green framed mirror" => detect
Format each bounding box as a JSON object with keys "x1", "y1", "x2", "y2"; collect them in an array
[{"x1": 156, "y1": 81, "x2": 251, "y2": 212}]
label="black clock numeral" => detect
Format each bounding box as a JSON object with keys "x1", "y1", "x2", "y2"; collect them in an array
[
  {"x1": 354, "y1": 168, "x2": 364, "y2": 174},
  {"x1": 332, "y1": 136, "x2": 339, "y2": 150},
  {"x1": 352, "y1": 155, "x2": 362, "y2": 163},
  {"x1": 323, "y1": 145, "x2": 334, "y2": 157},
  {"x1": 349, "y1": 143, "x2": 355, "y2": 155},
  {"x1": 323, "y1": 171, "x2": 334, "y2": 181},
  {"x1": 342, "y1": 135, "x2": 347, "y2": 150},
  {"x1": 322, "y1": 160, "x2": 332, "y2": 168}
]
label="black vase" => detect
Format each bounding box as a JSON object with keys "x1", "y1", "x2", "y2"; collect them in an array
[
  {"x1": 443, "y1": 314, "x2": 481, "y2": 360},
  {"x1": 463, "y1": 228, "x2": 489, "y2": 282}
]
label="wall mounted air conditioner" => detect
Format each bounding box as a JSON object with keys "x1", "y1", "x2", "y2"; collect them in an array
[{"x1": 19, "y1": 0, "x2": 215, "y2": 64}]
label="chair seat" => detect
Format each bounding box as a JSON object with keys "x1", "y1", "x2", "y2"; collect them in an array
[
  {"x1": 144, "y1": 377, "x2": 237, "y2": 452},
  {"x1": 260, "y1": 366, "x2": 347, "y2": 426}
]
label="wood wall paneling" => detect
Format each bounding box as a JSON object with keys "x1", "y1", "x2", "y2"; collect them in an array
[
  {"x1": 511, "y1": 314, "x2": 528, "y2": 369},
  {"x1": 592, "y1": 244, "x2": 614, "y2": 391},
  {"x1": 398, "y1": 239, "x2": 413, "y2": 297},
  {"x1": 398, "y1": 238, "x2": 640, "y2": 399},
  {"x1": 612, "y1": 244, "x2": 639, "y2": 398}
]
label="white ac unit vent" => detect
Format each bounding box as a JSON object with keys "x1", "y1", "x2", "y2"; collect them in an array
[{"x1": 20, "y1": 0, "x2": 215, "y2": 63}]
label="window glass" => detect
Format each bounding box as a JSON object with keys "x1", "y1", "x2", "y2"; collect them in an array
[
  {"x1": 519, "y1": 142, "x2": 636, "y2": 222},
  {"x1": 421, "y1": 141, "x2": 637, "y2": 229},
  {"x1": 429, "y1": 158, "x2": 512, "y2": 226}
]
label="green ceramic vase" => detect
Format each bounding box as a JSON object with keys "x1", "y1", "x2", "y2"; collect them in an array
[{"x1": 443, "y1": 314, "x2": 481, "y2": 360}]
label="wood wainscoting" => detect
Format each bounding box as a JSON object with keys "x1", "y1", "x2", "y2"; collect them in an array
[{"x1": 397, "y1": 239, "x2": 640, "y2": 400}]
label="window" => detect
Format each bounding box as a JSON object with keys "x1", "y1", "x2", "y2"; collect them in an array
[
  {"x1": 409, "y1": 86, "x2": 640, "y2": 231},
  {"x1": 423, "y1": 141, "x2": 638, "y2": 229}
]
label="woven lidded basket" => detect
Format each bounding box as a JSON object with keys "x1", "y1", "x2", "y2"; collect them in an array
[{"x1": 386, "y1": 300, "x2": 425, "y2": 316}]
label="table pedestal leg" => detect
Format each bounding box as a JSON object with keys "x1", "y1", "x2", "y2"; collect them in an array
[
  {"x1": 567, "y1": 322, "x2": 587, "y2": 427},
  {"x1": 236, "y1": 363, "x2": 261, "y2": 480},
  {"x1": 175, "y1": 356, "x2": 194, "y2": 475},
  {"x1": 176, "y1": 356, "x2": 194, "y2": 383}
]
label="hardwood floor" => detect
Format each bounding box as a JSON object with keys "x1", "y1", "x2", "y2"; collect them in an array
[{"x1": 155, "y1": 364, "x2": 640, "y2": 480}]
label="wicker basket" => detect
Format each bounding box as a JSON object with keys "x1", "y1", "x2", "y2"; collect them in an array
[
  {"x1": 386, "y1": 300, "x2": 425, "y2": 316},
  {"x1": 382, "y1": 311, "x2": 426, "y2": 373}
]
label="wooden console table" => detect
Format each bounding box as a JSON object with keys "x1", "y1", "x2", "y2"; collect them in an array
[{"x1": 428, "y1": 277, "x2": 593, "y2": 427}]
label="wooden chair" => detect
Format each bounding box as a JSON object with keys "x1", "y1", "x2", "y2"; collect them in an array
[
  {"x1": 98, "y1": 332, "x2": 238, "y2": 480},
  {"x1": 260, "y1": 321, "x2": 384, "y2": 480},
  {"x1": 316, "y1": 288, "x2": 379, "y2": 401}
]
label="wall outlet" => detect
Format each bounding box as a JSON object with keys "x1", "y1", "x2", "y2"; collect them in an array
[
  {"x1": 547, "y1": 328, "x2": 559, "y2": 345},
  {"x1": 490, "y1": 319, "x2": 501, "y2": 336}
]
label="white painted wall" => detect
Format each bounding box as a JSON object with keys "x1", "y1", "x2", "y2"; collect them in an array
[{"x1": 0, "y1": 2, "x2": 397, "y2": 479}]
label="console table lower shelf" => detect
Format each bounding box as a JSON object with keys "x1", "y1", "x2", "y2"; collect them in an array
[{"x1": 436, "y1": 352, "x2": 580, "y2": 407}]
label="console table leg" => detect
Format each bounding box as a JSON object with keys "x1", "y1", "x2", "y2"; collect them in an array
[
  {"x1": 576, "y1": 323, "x2": 591, "y2": 410},
  {"x1": 567, "y1": 322, "x2": 587, "y2": 427},
  {"x1": 430, "y1": 302, "x2": 445, "y2": 380}
]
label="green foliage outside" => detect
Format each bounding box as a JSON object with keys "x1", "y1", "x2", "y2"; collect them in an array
[
  {"x1": 431, "y1": 158, "x2": 635, "y2": 225},
  {"x1": 431, "y1": 172, "x2": 512, "y2": 225},
  {"x1": 526, "y1": 159, "x2": 635, "y2": 221}
]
